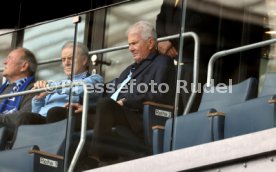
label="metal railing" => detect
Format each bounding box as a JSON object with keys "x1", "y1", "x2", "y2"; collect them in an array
[
  {"x1": 206, "y1": 38, "x2": 276, "y2": 87},
  {"x1": 0, "y1": 82, "x2": 89, "y2": 172},
  {"x1": 0, "y1": 58, "x2": 62, "y2": 73}
]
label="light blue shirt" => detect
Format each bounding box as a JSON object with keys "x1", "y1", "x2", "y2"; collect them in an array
[
  {"x1": 32, "y1": 71, "x2": 103, "y2": 117},
  {"x1": 110, "y1": 71, "x2": 132, "y2": 101}
]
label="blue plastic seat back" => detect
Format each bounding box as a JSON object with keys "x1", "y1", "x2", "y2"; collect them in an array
[
  {"x1": 163, "y1": 109, "x2": 224, "y2": 152},
  {"x1": 198, "y1": 77, "x2": 257, "y2": 111},
  {"x1": 143, "y1": 103, "x2": 174, "y2": 147},
  {"x1": 12, "y1": 119, "x2": 67, "y2": 155},
  {"x1": 224, "y1": 95, "x2": 276, "y2": 138},
  {"x1": 0, "y1": 145, "x2": 37, "y2": 172},
  {"x1": 259, "y1": 72, "x2": 276, "y2": 97}
]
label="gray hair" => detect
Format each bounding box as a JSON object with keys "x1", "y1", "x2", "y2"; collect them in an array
[
  {"x1": 61, "y1": 41, "x2": 90, "y2": 68},
  {"x1": 126, "y1": 21, "x2": 157, "y2": 41},
  {"x1": 17, "y1": 47, "x2": 37, "y2": 76}
]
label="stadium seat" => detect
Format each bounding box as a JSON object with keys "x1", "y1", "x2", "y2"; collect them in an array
[
  {"x1": 0, "y1": 119, "x2": 68, "y2": 172},
  {"x1": 163, "y1": 109, "x2": 224, "y2": 153},
  {"x1": 12, "y1": 118, "x2": 67, "y2": 154},
  {"x1": 224, "y1": 95, "x2": 276, "y2": 138},
  {"x1": 259, "y1": 72, "x2": 276, "y2": 97},
  {"x1": 198, "y1": 77, "x2": 257, "y2": 111}
]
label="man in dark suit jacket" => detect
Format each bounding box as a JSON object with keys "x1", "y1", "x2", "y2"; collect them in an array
[
  {"x1": 156, "y1": 0, "x2": 218, "y2": 59},
  {"x1": 0, "y1": 47, "x2": 41, "y2": 139},
  {"x1": 156, "y1": 0, "x2": 219, "y2": 112},
  {"x1": 89, "y1": 20, "x2": 175, "y2": 163}
]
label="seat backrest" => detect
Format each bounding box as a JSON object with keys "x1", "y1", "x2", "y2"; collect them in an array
[
  {"x1": 0, "y1": 127, "x2": 7, "y2": 150},
  {"x1": 143, "y1": 103, "x2": 174, "y2": 147},
  {"x1": 224, "y1": 95, "x2": 276, "y2": 138},
  {"x1": 12, "y1": 119, "x2": 67, "y2": 155},
  {"x1": 259, "y1": 72, "x2": 276, "y2": 97},
  {"x1": 198, "y1": 77, "x2": 257, "y2": 111},
  {"x1": 162, "y1": 109, "x2": 224, "y2": 152}
]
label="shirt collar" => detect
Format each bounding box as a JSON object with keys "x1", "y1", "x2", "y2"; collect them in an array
[
  {"x1": 72, "y1": 71, "x2": 89, "y2": 80},
  {"x1": 7, "y1": 77, "x2": 28, "y2": 86}
]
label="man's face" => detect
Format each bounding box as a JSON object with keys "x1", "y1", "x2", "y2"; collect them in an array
[
  {"x1": 61, "y1": 47, "x2": 87, "y2": 76},
  {"x1": 3, "y1": 49, "x2": 25, "y2": 80},
  {"x1": 128, "y1": 31, "x2": 152, "y2": 63}
]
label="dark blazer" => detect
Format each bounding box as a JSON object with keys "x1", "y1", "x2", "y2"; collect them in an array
[
  {"x1": 156, "y1": 0, "x2": 219, "y2": 62},
  {"x1": 107, "y1": 52, "x2": 175, "y2": 133},
  {"x1": 156, "y1": 0, "x2": 182, "y2": 50},
  {"x1": 0, "y1": 80, "x2": 36, "y2": 139}
]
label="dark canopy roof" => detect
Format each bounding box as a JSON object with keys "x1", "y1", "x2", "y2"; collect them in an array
[{"x1": 0, "y1": 0, "x2": 121, "y2": 29}]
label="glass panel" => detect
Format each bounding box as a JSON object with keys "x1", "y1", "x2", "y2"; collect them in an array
[
  {"x1": 260, "y1": 0, "x2": 276, "y2": 90},
  {"x1": 0, "y1": 30, "x2": 14, "y2": 84},
  {"x1": 0, "y1": 14, "x2": 84, "y2": 171},
  {"x1": 171, "y1": 0, "x2": 273, "y2": 159}
]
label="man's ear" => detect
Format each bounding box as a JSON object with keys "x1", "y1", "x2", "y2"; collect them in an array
[
  {"x1": 82, "y1": 56, "x2": 88, "y2": 66},
  {"x1": 20, "y1": 61, "x2": 29, "y2": 73},
  {"x1": 148, "y1": 38, "x2": 155, "y2": 50}
]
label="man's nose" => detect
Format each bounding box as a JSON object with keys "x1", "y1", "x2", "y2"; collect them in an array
[
  {"x1": 65, "y1": 59, "x2": 71, "y2": 64},
  {"x1": 3, "y1": 58, "x2": 8, "y2": 65},
  {"x1": 129, "y1": 45, "x2": 134, "y2": 51}
]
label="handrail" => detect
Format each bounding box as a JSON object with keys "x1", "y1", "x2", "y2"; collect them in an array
[
  {"x1": 0, "y1": 33, "x2": 197, "y2": 71},
  {"x1": 206, "y1": 38, "x2": 276, "y2": 87},
  {"x1": 182, "y1": 32, "x2": 200, "y2": 115},
  {"x1": 0, "y1": 83, "x2": 71, "y2": 99},
  {"x1": 88, "y1": 33, "x2": 196, "y2": 55},
  {"x1": 68, "y1": 82, "x2": 88, "y2": 172},
  {"x1": 3, "y1": 34, "x2": 193, "y2": 69},
  {"x1": 0, "y1": 58, "x2": 62, "y2": 72},
  {"x1": 0, "y1": 82, "x2": 89, "y2": 172}
]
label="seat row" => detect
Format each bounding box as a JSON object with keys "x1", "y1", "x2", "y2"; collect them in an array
[{"x1": 152, "y1": 73, "x2": 276, "y2": 154}]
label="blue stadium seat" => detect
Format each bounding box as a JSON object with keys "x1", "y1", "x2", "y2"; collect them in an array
[
  {"x1": 143, "y1": 102, "x2": 174, "y2": 147},
  {"x1": 12, "y1": 118, "x2": 67, "y2": 154},
  {"x1": 0, "y1": 119, "x2": 68, "y2": 171},
  {"x1": 198, "y1": 77, "x2": 257, "y2": 111},
  {"x1": 224, "y1": 95, "x2": 276, "y2": 138},
  {"x1": 259, "y1": 72, "x2": 276, "y2": 97},
  {"x1": 162, "y1": 109, "x2": 224, "y2": 153}
]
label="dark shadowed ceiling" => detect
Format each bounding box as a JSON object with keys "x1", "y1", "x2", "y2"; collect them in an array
[{"x1": 0, "y1": 0, "x2": 124, "y2": 29}]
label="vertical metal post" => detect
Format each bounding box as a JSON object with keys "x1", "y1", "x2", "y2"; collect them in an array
[
  {"x1": 171, "y1": 0, "x2": 187, "y2": 151},
  {"x1": 63, "y1": 15, "x2": 81, "y2": 172},
  {"x1": 68, "y1": 82, "x2": 88, "y2": 172}
]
